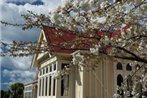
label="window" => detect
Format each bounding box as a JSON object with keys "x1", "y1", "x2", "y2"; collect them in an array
[
  {"x1": 50, "y1": 65, "x2": 52, "y2": 72},
  {"x1": 61, "y1": 77, "x2": 64, "y2": 96},
  {"x1": 42, "y1": 78, "x2": 44, "y2": 96},
  {"x1": 54, "y1": 64, "x2": 56, "y2": 71},
  {"x1": 43, "y1": 68, "x2": 45, "y2": 74},
  {"x1": 39, "y1": 63, "x2": 57, "y2": 97},
  {"x1": 116, "y1": 62, "x2": 123, "y2": 70},
  {"x1": 39, "y1": 79, "x2": 41, "y2": 96},
  {"x1": 126, "y1": 63, "x2": 132, "y2": 71},
  {"x1": 40, "y1": 69, "x2": 42, "y2": 76},
  {"x1": 61, "y1": 63, "x2": 69, "y2": 96},
  {"x1": 45, "y1": 63, "x2": 57, "y2": 96},
  {"x1": 45, "y1": 77, "x2": 48, "y2": 96},
  {"x1": 49, "y1": 76, "x2": 52, "y2": 96},
  {"x1": 117, "y1": 74, "x2": 123, "y2": 87},
  {"x1": 29, "y1": 92, "x2": 32, "y2": 98},
  {"x1": 24, "y1": 85, "x2": 33, "y2": 98},
  {"x1": 46, "y1": 67, "x2": 48, "y2": 73},
  {"x1": 25, "y1": 92, "x2": 31, "y2": 98},
  {"x1": 53, "y1": 78, "x2": 56, "y2": 96}
]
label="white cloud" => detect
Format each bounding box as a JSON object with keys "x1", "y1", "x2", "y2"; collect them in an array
[
  {"x1": 0, "y1": 0, "x2": 62, "y2": 69},
  {"x1": 0, "y1": 0, "x2": 62, "y2": 89},
  {"x1": 42, "y1": 0, "x2": 61, "y2": 7},
  {"x1": 0, "y1": 0, "x2": 62, "y2": 42},
  {"x1": 12, "y1": 57, "x2": 33, "y2": 69},
  {"x1": 2, "y1": 69, "x2": 36, "y2": 83},
  {"x1": 1, "y1": 56, "x2": 32, "y2": 70},
  {"x1": 2, "y1": 69, "x2": 35, "y2": 77}
]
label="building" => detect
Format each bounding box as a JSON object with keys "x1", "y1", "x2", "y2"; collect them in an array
[
  {"x1": 23, "y1": 26, "x2": 138, "y2": 98},
  {"x1": 24, "y1": 80, "x2": 38, "y2": 98}
]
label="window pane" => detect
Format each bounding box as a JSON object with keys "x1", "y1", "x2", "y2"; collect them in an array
[
  {"x1": 61, "y1": 63, "x2": 69, "y2": 96},
  {"x1": 29, "y1": 92, "x2": 32, "y2": 98},
  {"x1": 54, "y1": 64, "x2": 56, "y2": 70},
  {"x1": 53, "y1": 78, "x2": 56, "y2": 96},
  {"x1": 117, "y1": 74, "x2": 123, "y2": 86},
  {"x1": 50, "y1": 66, "x2": 52, "y2": 72},
  {"x1": 39, "y1": 79, "x2": 41, "y2": 96},
  {"x1": 40, "y1": 70, "x2": 42, "y2": 76},
  {"x1": 126, "y1": 63, "x2": 132, "y2": 71},
  {"x1": 45, "y1": 77, "x2": 48, "y2": 96},
  {"x1": 116, "y1": 62, "x2": 123, "y2": 70},
  {"x1": 49, "y1": 76, "x2": 52, "y2": 96},
  {"x1": 43, "y1": 68, "x2": 45, "y2": 74},
  {"x1": 42, "y1": 78, "x2": 44, "y2": 96},
  {"x1": 61, "y1": 76, "x2": 69, "y2": 96},
  {"x1": 46, "y1": 67, "x2": 48, "y2": 73},
  {"x1": 61, "y1": 77, "x2": 64, "y2": 96}
]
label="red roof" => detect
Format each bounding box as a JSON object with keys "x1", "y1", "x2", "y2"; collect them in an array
[
  {"x1": 43, "y1": 24, "x2": 130, "y2": 54},
  {"x1": 43, "y1": 26, "x2": 77, "y2": 54},
  {"x1": 43, "y1": 26, "x2": 99, "y2": 54}
]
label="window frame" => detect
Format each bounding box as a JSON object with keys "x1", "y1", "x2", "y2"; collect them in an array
[{"x1": 116, "y1": 62, "x2": 123, "y2": 70}]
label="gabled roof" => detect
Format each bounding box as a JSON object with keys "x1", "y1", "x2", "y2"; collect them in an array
[
  {"x1": 31, "y1": 24, "x2": 130, "y2": 67},
  {"x1": 42, "y1": 26, "x2": 99, "y2": 54},
  {"x1": 43, "y1": 25, "x2": 129, "y2": 53},
  {"x1": 43, "y1": 26, "x2": 78, "y2": 54}
]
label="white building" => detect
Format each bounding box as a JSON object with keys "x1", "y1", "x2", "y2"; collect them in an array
[
  {"x1": 24, "y1": 26, "x2": 138, "y2": 98},
  {"x1": 24, "y1": 80, "x2": 38, "y2": 98}
]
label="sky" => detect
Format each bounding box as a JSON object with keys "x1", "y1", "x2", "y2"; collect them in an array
[{"x1": 0, "y1": 0, "x2": 62, "y2": 90}]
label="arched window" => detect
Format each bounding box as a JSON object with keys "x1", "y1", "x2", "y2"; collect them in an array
[
  {"x1": 117, "y1": 74, "x2": 123, "y2": 87},
  {"x1": 117, "y1": 62, "x2": 123, "y2": 70},
  {"x1": 126, "y1": 63, "x2": 132, "y2": 71}
]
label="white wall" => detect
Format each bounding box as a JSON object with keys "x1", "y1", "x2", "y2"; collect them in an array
[{"x1": 75, "y1": 56, "x2": 114, "y2": 98}]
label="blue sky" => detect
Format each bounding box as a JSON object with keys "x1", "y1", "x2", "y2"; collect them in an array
[{"x1": 0, "y1": 0, "x2": 62, "y2": 90}]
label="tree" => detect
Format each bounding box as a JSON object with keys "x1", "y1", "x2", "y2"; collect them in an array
[
  {"x1": 0, "y1": 0, "x2": 147, "y2": 97},
  {"x1": 10, "y1": 82, "x2": 24, "y2": 98},
  {"x1": 1, "y1": 0, "x2": 147, "y2": 63},
  {"x1": 0, "y1": 90, "x2": 10, "y2": 98}
]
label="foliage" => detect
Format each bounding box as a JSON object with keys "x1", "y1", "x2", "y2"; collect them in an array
[
  {"x1": 10, "y1": 82, "x2": 24, "y2": 98},
  {"x1": 11, "y1": 82, "x2": 24, "y2": 91},
  {"x1": 1, "y1": 0, "x2": 147, "y2": 64},
  {"x1": 0, "y1": 90, "x2": 10, "y2": 98},
  {"x1": 0, "y1": 0, "x2": 147, "y2": 97}
]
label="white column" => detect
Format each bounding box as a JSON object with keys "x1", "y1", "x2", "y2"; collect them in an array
[{"x1": 56, "y1": 61, "x2": 60, "y2": 98}]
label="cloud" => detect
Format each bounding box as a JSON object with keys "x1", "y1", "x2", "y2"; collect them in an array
[
  {"x1": 0, "y1": 2, "x2": 40, "y2": 42},
  {"x1": 0, "y1": 0, "x2": 62, "y2": 42},
  {"x1": 2, "y1": 0, "x2": 44, "y2": 5},
  {"x1": 1, "y1": 69, "x2": 37, "y2": 90},
  {"x1": 10, "y1": 57, "x2": 33, "y2": 69},
  {"x1": 42, "y1": 0, "x2": 61, "y2": 7},
  {"x1": 1, "y1": 56, "x2": 32, "y2": 70},
  {"x1": 2, "y1": 69, "x2": 36, "y2": 78},
  {"x1": 0, "y1": 0, "x2": 62, "y2": 90}
]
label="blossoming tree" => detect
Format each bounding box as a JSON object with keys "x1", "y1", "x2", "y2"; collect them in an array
[{"x1": 1, "y1": 0, "x2": 147, "y2": 97}]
